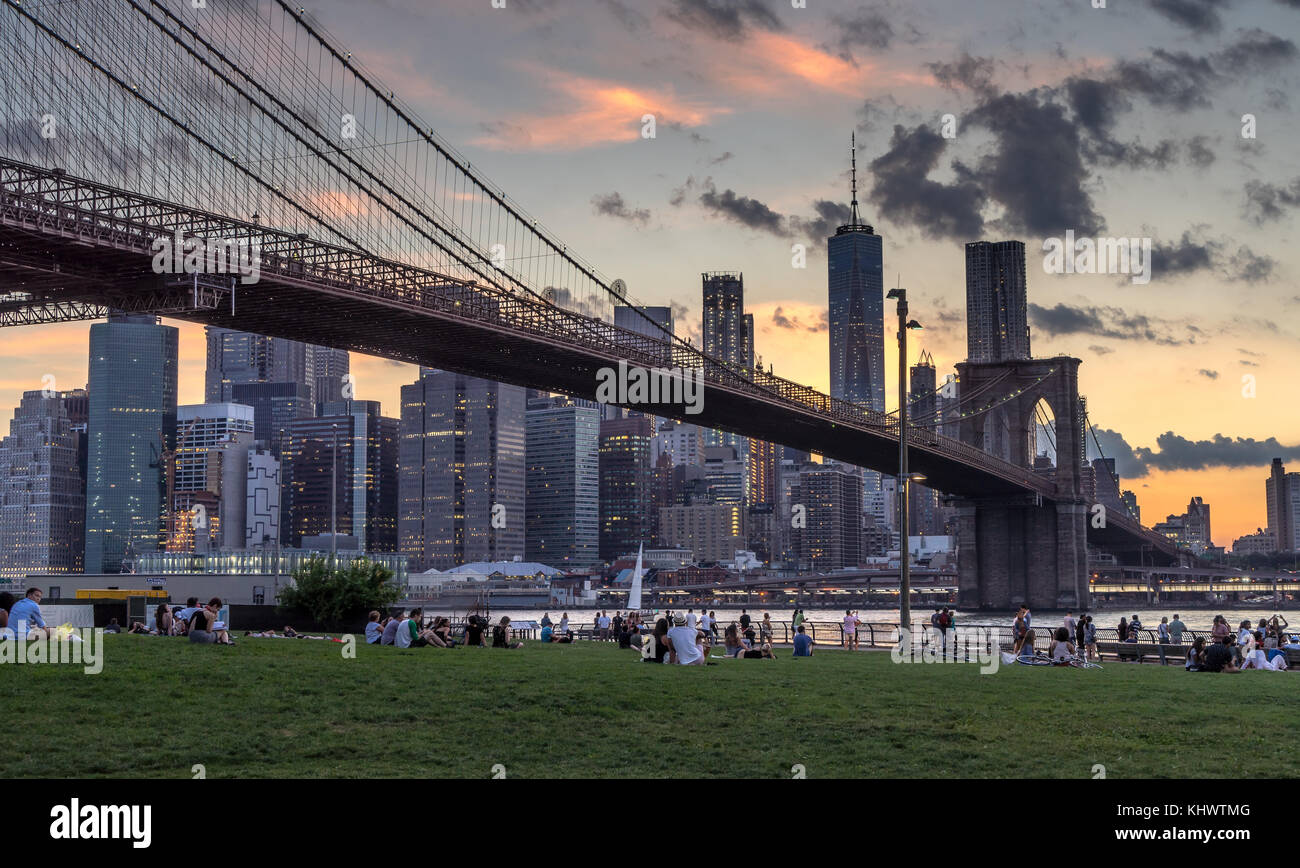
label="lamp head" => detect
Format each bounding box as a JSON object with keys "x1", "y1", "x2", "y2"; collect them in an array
[{"x1": 906, "y1": 320, "x2": 923, "y2": 330}]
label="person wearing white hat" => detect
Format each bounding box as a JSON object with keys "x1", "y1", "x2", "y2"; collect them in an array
[{"x1": 666, "y1": 613, "x2": 707, "y2": 665}]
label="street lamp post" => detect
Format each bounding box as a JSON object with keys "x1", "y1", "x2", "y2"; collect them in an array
[
  {"x1": 887, "y1": 285, "x2": 923, "y2": 646},
  {"x1": 330, "y1": 422, "x2": 338, "y2": 568}
]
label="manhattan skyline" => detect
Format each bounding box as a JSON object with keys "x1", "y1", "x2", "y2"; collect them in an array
[{"x1": 2, "y1": 0, "x2": 1298, "y2": 545}]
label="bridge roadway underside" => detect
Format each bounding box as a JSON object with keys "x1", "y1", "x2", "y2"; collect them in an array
[
  {"x1": 0, "y1": 214, "x2": 1181, "y2": 590},
  {"x1": 1, "y1": 225, "x2": 1026, "y2": 498}
]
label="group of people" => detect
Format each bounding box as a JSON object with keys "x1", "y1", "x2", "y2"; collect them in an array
[
  {"x1": 0, "y1": 589, "x2": 237, "y2": 645},
  {"x1": 365, "y1": 610, "x2": 525, "y2": 649}
]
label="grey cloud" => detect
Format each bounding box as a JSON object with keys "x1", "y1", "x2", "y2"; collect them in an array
[
  {"x1": 1243, "y1": 177, "x2": 1300, "y2": 225},
  {"x1": 591, "y1": 192, "x2": 651, "y2": 224},
  {"x1": 662, "y1": 0, "x2": 785, "y2": 42},
  {"x1": 1198, "y1": 369, "x2": 1219, "y2": 379},
  {"x1": 1028, "y1": 303, "x2": 1193, "y2": 345},
  {"x1": 866, "y1": 123, "x2": 984, "y2": 241},
  {"x1": 1149, "y1": 0, "x2": 1222, "y2": 34},
  {"x1": 697, "y1": 179, "x2": 786, "y2": 235}
]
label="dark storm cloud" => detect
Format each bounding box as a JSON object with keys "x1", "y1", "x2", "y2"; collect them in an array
[
  {"x1": 591, "y1": 192, "x2": 651, "y2": 224},
  {"x1": 1186, "y1": 135, "x2": 1216, "y2": 167},
  {"x1": 1149, "y1": 231, "x2": 1216, "y2": 275},
  {"x1": 1212, "y1": 28, "x2": 1298, "y2": 73},
  {"x1": 825, "y1": 7, "x2": 894, "y2": 62},
  {"x1": 1242, "y1": 178, "x2": 1300, "y2": 225},
  {"x1": 1028, "y1": 303, "x2": 1192, "y2": 345},
  {"x1": 1225, "y1": 246, "x2": 1276, "y2": 283},
  {"x1": 662, "y1": 0, "x2": 784, "y2": 42},
  {"x1": 1089, "y1": 428, "x2": 1300, "y2": 478},
  {"x1": 926, "y1": 53, "x2": 997, "y2": 96},
  {"x1": 965, "y1": 92, "x2": 1104, "y2": 236},
  {"x1": 697, "y1": 179, "x2": 786, "y2": 235},
  {"x1": 865, "y1": 124, "x2": 984, "y2": 241},
  {"x1": 1148, "y1": 0, "x2": 1223, "y2": 35},
  {"x1": 598, "y1": 0, "x2": 649, "y2": 32},
  {"x1": 790, "y1": 200, "x2": 852, "y2": 247}
]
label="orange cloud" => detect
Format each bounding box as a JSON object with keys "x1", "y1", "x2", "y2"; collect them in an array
[{"x1": 472, "y1": 70, "x2": 726, "y2": 151}]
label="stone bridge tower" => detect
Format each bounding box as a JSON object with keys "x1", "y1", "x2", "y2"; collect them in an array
[{"x1": 952, "y1": 356, "x2": 1089, "y2": 611}]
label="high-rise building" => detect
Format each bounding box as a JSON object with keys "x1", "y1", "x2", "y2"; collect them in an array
[
  {"x1": 311, "y1": 346, "x2": 351, "y2": 409},
  {"x1": 205, "y1": 327, "x2": 349, "y2": 412},
  {"x1": 1121, "y1": 490, "x2": 1141, "y2": 523},
  {"x1": 1267, "y1": 458, "x2": 1300, "y2": 552},
  {"x1": 654, "y1": 420, "x2": 705, "y2": 467},
  {"x1": 965, "y1": 240, "x2": 1030, "y2": 363},
  {"x1": 85, "y1": 315, "x2": 178, "y2": 573},
  {"x1": 828, "y1": 135, "x2": 885, "y2": 414},
  {"x1": 1092, "y1": 457, "x2": 1124, "y2": 514},
  {"x1": 525, "y1": 395, "x2": 600, "y2": 568},
  {"x1": 399, "y1": 371, "x2": 526, "y2": 571},
  {"x1": 798, "y1": 462, "x2": 863, "y2": 570},
  {"x1": 229, "y1": 381, "x2": 313, "y2": 452},
  {"x1": 245, "y1": 447, "x2": 281, "y2": 549},
  {"x1": 0, "y1": 390, "x2": 87, "y2": 579},
  {"x1": 658, "y1": 503, "x2": 746, "y2": 564},
  {"x1": 169, "y1": 403, "x2": 256, "y2": 551},
  {"x1": 1184, "y1": 497, "x2": 1212, "y2": 551},
  {"x1": 701, "y1": 272, "x2": 751, "y2": 460},
  {"x1": 614, "y1": 305, "x2": 674, "y2": 341},
  {"x1": 703, "y1": 445, "x2": 747, "y2": 505},
  {"x1": 747, "y1": 437, "x2": 778, "y2": 507},
  {"x1": 285, "y1": 400, "x2": 398, "y2": 552},
  {"x1": 598, "y1": 414, "x2": 653, "y2": 561},
  {"x1": 908, "y1": 353, "x2": 942, "y2": 535}
]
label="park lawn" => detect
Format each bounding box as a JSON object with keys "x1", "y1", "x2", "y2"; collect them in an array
[{"x1": 1, "y1": 635, "x2": 1294, "y2": 779}]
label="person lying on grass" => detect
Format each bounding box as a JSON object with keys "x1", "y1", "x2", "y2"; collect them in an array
[{"x1": 741, "y1": 642, "x2": 775, "y2": 659}]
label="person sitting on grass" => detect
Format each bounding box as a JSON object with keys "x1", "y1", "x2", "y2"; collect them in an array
[
  {"x1": 1016, "y1": 629, "x2": 1038, "y2": 663},
  {"x1": 1185, "y1": 637, "x2": 1206, "y2": 671},
  {"x1": 432, "y1": 617, "x2": 455, "y2": 647},
  {"x1": 156, "y1": 604, "x2": 174, "y2": 637},
  {"x1": 665, "y1": 614, "x2": 706, "y2": 666},
  {"x1": 365, "y1": 611, "x2": 384, "y2": 645},
  {"x1": 1242, "y1": 631, "x2": 1288, "y2": 671},
  {"x1": 722, "y1": 624, "x2": 747, "y2": 658},
  {"x1": 793, "y1": 624, "x2": 814, "y2": 657},
  {"x1": 8, "y1": 588, "x2": 53, "y2": 639},
  {"x1": 1048, "y1": 627, "x2": 1075, "y2": 664},
  {"x1": 464, "y1": 615, "x2": 486, "y2": 647},
  {"x1": 380, "y1": 613, "x2": 402, "y2": 646},
  {"x1": 492, "y1": 617, "x2": 523, "y2": 649},
  {"x1": 1200, "y1": 635, "x2": 1239, "y2": 673},
  {"x1": 541, "y1": 622, "x2": 554, "y2": 643}
]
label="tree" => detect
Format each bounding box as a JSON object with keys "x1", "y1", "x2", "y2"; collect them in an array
[{"x1": 278, "y1": 557, "x2": 403, "y2": 629}]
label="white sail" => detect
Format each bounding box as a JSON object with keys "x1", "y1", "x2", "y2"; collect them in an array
[{"x1": 628, "y1": 543, "x2": 644, "y2": 611}]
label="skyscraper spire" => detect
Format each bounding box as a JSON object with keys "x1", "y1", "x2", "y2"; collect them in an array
[{"x1": 850, "y1": 131, "x2": 860, "y2": 224}]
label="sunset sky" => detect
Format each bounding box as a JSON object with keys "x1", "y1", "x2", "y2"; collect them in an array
[{"x1": 3, "y1": 0, "x2": 1298, "y2": 546}]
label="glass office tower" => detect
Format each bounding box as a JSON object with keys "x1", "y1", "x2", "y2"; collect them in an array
[{"x1": 84, "y1": 314, "x2": 179, "y2": 573}]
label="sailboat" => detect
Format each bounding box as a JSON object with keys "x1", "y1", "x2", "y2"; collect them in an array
[{"x1": 627, "y1": 543, "x2": 645, "y2": 612}]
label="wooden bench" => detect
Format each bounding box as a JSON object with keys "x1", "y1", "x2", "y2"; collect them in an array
[{"x1": 1095, "y1": 641, "x2": 1189, "y2": 665}]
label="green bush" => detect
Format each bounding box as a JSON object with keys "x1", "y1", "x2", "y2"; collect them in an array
[{"x1": 277, "y1": 557, "x2": 403, "y2": 628}]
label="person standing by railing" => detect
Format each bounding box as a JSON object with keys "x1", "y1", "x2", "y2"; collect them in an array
[
  {"x1": 843, "y1": 610, "x2": 860, "y2": 650},
  {"x1": 1169, "y1": 614, "x2": 1186, "y2": 644},
  {"x1": 759, "y1": 612, "x2": 773, "y2": 645}
]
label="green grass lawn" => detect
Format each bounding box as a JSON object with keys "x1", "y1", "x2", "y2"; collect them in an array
[{"x1": 2, "y1": 635, "x2": 1295, "y2": 779}]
